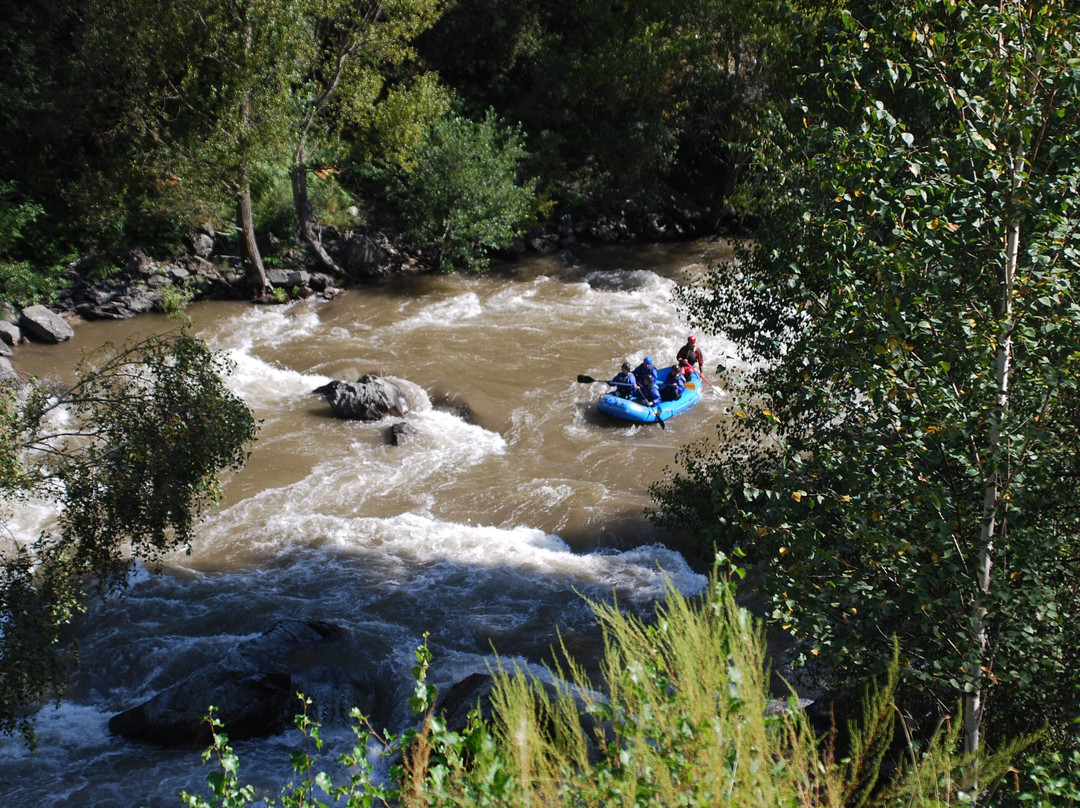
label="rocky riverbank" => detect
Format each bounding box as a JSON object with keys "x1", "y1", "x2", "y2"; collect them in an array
[{"x1": 0, "y1": 197, "x2": 724, "y2": 379}]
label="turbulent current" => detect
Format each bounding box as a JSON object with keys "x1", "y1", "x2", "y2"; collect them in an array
[{"x1": 2, "y1": 240, "x2": 736, "y2": 807}]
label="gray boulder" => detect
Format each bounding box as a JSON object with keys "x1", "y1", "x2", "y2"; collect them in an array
[
  {"x1": 0, "y1": 321, "x2": 21, "y2": 346},
  {"x1": 388, "y1": 420, "x2": 417, "y2": 445},
  {"x1": 108, "y1": 620, "x2": 356, "y2": 747},
  {"x1": 314, "y1": 374, "x2": 409, "y2": 421},
  {"x1": 19, "y1": 304, "x2": 74, "y2": 343},
  {"x1": 342, "y1": 234, "x2": 391, "y2": 278},
  {"x1": 267, "y1": 268, "x2": 311, "y2": 289},
  {"x1": 191, "y1": 229, "x2": 215, "y2": 258}
]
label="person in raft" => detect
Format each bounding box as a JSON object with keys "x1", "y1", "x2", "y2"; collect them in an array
[
  {"x1": 660, "y1": 365, "x2": 686, "y2": 402},
  {"x1": 633, "y1": 356, "x2": 658, "y2": 387},
  {"x1": 677, "y1": 355, "x2": 695, "y2": 380},
  {"x1": 607, "y1": 362, "x2": 639, "y2": 399},
  {"x1": 634, "y1": 357, "x2": 661, "y2": 407},
  {"x1": 677, "y1": 335, "x2": 703, "y2": 374}
]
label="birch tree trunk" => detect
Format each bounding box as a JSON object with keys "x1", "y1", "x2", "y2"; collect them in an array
[{"x1": 965, "y1": 217, "x2": 1018, "y2": 756}]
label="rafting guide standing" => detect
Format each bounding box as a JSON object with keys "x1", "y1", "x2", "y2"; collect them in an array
[{"x1": 677, "y1": 335, "x2": 703, "y2": 375}]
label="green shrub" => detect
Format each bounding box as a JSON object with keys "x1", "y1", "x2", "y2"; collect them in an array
[
  {"x1": 392, "y1": 108, "x2": 536, "y2": 273},
  {"x1": 160, "y1": 282, "x2": 194, "y2": 322},
  {"x1": 0, "y1": 181, "x2": 72, "y2": 307}
]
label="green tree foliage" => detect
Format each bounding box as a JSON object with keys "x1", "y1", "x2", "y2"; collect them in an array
[
  {"x1": 357, "y1": 73, "x2": 455, "y2": 173},
  {"x1": 0, "y1": 0, "x2": 803, "y2": 285},
  {"x1": 0, "y1": 182, "x2": 73, "y2": 307},
  {"x1": 418, "y1": 0, "x2": 799, "y2": 208},
  {"x1": 0, "y1": 0, "x2": 446, "y2": 285},
  {"x1": 0, "y1": 0, "x2": 108, "y2": 217},
  {"x1": 0, "y1": 332, "x2": 258, "y2": 743},
  {"x1": 178, "y1": 566, "x2": 1017, "y2": 807},
  {"x1": 0, "y1": 0, "x2": 130, "y2": 283},
  {"x1": 90, "y1": 0, "x2": 311, "y2": 295},
  {"x1": 390, "y1": 108, "x2": 536, "y2": 273},
  {"x1": 655, "y1": 0, "x2": 1080, "y2": 757},
  {"x1": 286, "y1": 0, "x2": 442, "y2": 273},
  {"x1": 81, "y1": 0, "x2": 446, "y2": 286}
]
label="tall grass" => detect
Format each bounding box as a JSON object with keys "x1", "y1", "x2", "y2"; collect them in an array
[{"x1": 180, "y1": 568, "x2": 1019, "y2": 808}]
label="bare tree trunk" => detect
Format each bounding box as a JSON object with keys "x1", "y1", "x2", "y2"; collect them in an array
[
  {"x1": 964, "y1": 208, "x2": 1019, "y2": 761},
  {"x1": 238, "y1": 178, "x2": 270, "y2": 298},
  {"x1": 235, "y1": 14, "x2": 270, "y2": 300},
  {"x1": 292, "y1": 140, "x2": 345, "y2": 275}
]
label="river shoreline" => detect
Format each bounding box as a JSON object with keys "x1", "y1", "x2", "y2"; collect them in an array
[{"x1": 2, "y1": 199, "x2": 736, "y2": 372}]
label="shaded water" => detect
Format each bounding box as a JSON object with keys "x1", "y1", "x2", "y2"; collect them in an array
[{"x1": 3, "y1": 240, "x2": 737, "y2": 807}]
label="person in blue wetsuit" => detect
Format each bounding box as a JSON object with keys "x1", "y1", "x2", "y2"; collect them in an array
[
  {"x1": 633, "y1": 357, "x2": 657, "y2": 388},
  {"x1": 634, "y1": 357, "x2": 661, "y2": 406},
  {"x1": 607, "y1": 362, "x2": 639, "y2": 399},
  {"x1": 660, "y1": 365, "x2": 686, "y2": 401}
]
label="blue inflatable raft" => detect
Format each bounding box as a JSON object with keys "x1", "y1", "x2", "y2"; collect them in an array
[{"x1": 595, "y1": 365, "x2": 702, "y2": 424}]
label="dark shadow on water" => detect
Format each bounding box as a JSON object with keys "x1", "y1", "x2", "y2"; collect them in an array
[{"x1": 577, "y1": 401, "x2": 644, "y2": 429}]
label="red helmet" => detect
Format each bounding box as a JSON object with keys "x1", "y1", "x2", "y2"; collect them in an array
[{"x1": 688, "y1": 335, "x2": 697, "y2": 343}]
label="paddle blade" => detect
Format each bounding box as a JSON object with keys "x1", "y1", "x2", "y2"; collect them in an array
[{"x1": 577, "y1": 374, "x2": 598, "y2": 383}]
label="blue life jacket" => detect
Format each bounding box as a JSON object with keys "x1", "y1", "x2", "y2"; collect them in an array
[
  {"x1": 633, "y1": 361, "x2": 657, "y2": 388},
  {"x1": 660, "y1": 367, "x2": 685, "y2": 401},
  {"x1": 609, "y1": 370, "x2": 637, "y2": 397}
]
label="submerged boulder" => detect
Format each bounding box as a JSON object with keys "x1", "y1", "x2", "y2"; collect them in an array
[
  {"x1": 108, "y1": 620, "x2": 354, "y2": 747},
  {"x1": 314, "y1": 374, "x2": 409, "y2": 421},
  {"x1": 388, "y1": 420, "x2": 417, "y2": 445}
]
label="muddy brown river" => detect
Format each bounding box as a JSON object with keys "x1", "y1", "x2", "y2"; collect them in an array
[{"x1": 3, "y1": 239, "x2": 737, "y2": 807}]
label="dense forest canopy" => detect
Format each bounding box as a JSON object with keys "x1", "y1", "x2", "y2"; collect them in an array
[{"x1": 0, "y1": 0, "x2": 796, "y2": 305}]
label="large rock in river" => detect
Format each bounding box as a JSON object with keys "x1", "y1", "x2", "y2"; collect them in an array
[
  {"x1": 108, "y1": 620, "x2": 367, "y2": 747},
  {"x1": 314, "y1": 374, "x2": 409, "y2": 421},
  {"x1": 19, "y1": 304, "x2": 74, "y2": 343}
]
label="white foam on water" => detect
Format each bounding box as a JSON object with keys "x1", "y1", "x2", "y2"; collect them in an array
[
  {"x1": 219, "y1": 346, "x2": 333, "y2": 413},
  {"x1": 391, "y1": 291, "x2": 484, "y2": 332},
  {"x1": 0, "y1": 703, "x2": 110, "y2": 758},
  {"x1": 5, "y1": 493, "x2": 60, "y2": 546},
  {"x1": 200, "y1": 301, "x2": 324, "y2": 353},
  {"x1": 187, "y1": 409, "x2": 508, "y2": 567},
  {"x1": 215, "y1": 510, "x2": 704, "y2": 605}
]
